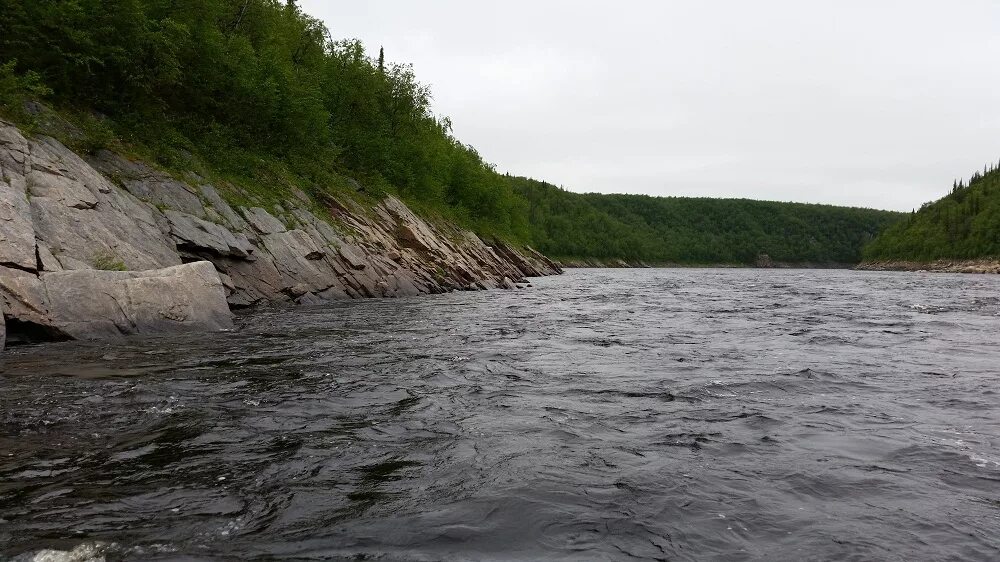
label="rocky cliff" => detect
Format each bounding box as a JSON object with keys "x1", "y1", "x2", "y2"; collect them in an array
[{"x1": 0, "y1": 120, "x2": 560, "y2": 348}]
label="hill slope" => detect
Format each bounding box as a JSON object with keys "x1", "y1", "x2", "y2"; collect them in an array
[
  {"x1": 511, "y1": 177, "x2": 903, "y2": 265},
  {"x1": 863, "y1": 163, "x2": 1000, "y2": 263},
  {"x1": 0, "y1": 0, "x2": 903, "y2": 267}
]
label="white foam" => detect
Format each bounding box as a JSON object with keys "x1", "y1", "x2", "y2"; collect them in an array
[{"x1": 24, "y1": 542, "x2": 113, "y2": 562}]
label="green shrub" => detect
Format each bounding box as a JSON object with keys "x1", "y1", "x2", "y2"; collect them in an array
[
  {"x1": 0, "y1": 59, "x2": 51, "y2": 120},
  {"x1": 92, "y1": 251, "x2": 127, "y2": 271}
]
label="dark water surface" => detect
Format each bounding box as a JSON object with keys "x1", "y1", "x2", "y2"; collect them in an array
[{"x1": 2, "y1": 269, "x2": 1000, "y2": 561}]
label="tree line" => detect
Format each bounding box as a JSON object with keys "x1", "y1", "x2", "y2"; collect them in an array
[
  {"x1": 0, "y1": 0, "x2": 530, "y2": 238},
  {"x1": 510, "y1": 177, "x2": 902, "y2": 264},
  {"x1": 863, "y1": 162, "x2": 1000, "y2": 261},
  {"x1": 0, "y1": 0, "x2": 903, "y2": 264}
]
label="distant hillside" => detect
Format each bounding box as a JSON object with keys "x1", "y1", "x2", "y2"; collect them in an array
[
  {"x1": 510, "y1": 177, "x2": 904, "y2": 265},
  {"x1": 863, "y1": 162, "x2": 1000, "y2": 262},
  {"x1": 0, "y1": 0, "x2": 904, "y2": 267}
]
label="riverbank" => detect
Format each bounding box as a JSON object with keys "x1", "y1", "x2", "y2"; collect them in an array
[
  {"x1": 0, "y1": 119, "x2": 560, "y2": 348},
  {"x1": 555, "y1": 258, "x2": 856, "y2": 269},
  {"x1": 856, "y1": 259, "x2": 1000, "y2": 274}
]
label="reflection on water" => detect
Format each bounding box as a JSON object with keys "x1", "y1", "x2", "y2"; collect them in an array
[{"x1": 2, "y1": 269, "x2": 1000, "y2": 561}]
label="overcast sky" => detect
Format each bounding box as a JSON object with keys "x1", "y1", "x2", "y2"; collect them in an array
[{"x1": 301, "y1": 0, "x2": 1000, "y2": 211}]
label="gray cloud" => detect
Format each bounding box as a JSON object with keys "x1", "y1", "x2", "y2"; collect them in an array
[{"x1": 301, "y1": 0, "x2": 1000, "y2": 211}]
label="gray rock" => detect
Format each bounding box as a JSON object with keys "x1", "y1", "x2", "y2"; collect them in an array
[
  {"x1": 30, "y1": 195, "x2": 180, "y2": 271},
  {"x1": 91, "y1": 151, "x2": 207, "y2": 217},
  {"x1": 36, "y1": 242, "x2": 62, "y2": 272},
  {"x1": 396, "y1": 223, "x2": 432, "y2": 252},
  {"x1": 0, "y1": 118, "x2": 564, "y2": 334},
  {"x1": 55, "y1": 255, "x2": 92, "y2": 271},
  {"x1": 243, "y1": 207, "x2": 286, "y2": 235},
  {"x1": 164, "y1": 210, "x2": 254, "y2": 258},
  {"x1": 338, "y1": 243, "x2": 368, "y2": 270},
  {"x1": 260, "y1": 229, "x2": 337, "y2": 292},
  {"x1": 0, "y1": 120, "x2": 30, "y2": 176},
  {"x1": 0, "y1": 172, "x2": 37, "y2": 271},
  {"x1": 25, "y1": 168, "x2": 98, "y2": 209},
  {"x1": 216, "y1": 255, "x2": 288, "y2": 307},
  {"x1": 0, "y1": 301, "x2": 5, "y2": 352},
  {"x1": 28, "y1": 136, "x2": 113, "y2": 197},
  {"x1": 16, "y1": 131, "x2": 181, "y2": 271},
  {"x1": 42, "y1": 261, "x2": 232, "y2": 339},
  {"x1": 0, "y1": 265, "x2": 50, "y2": 326},
  {"x1": 199, "y1": 183, "x2": 249, "y2": 231}
]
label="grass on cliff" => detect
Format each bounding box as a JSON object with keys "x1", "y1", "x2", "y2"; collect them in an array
[{"x1": 92, "y1": 250, "x2": 128, "y2": 271}]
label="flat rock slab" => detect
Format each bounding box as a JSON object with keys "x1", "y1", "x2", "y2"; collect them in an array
[
  {"x1": 243, "y1": 207, "x2": 286, "y2": 235},
  {"x1": 42, "y1": 261, "x2": 233, "y2": 339}
]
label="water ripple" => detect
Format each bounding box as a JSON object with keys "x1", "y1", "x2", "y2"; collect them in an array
[{"x1": 3, "y1": 269, "x2": 1000, "y2": 561}]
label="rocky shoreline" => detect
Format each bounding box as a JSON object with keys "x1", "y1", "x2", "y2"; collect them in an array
[
  {"x1": 556, "y1": 259, "x2": 855, "y2": 269},
  {"x1": 856, "y1": 260, "x2": 1000, "y2": 274},
  {"x1": 0, "y1": 120, "x2": 560, "y2": 350}
]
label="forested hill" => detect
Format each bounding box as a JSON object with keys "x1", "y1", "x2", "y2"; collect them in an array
[
  {"x1": 510, "y1": 178, "x2": 903, "y2": 265},
  {"x1": 0, "y1": 0, "x2": 534, "y2": 239},
  {"x1": 0, "y1": 0, "x2": 902, "y2": 266},
  {"x1": 863, "y1": 163, "x2": 1000, "y2": 262}
]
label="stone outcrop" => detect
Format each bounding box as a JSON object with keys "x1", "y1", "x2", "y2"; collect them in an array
[
  {"x1": 0, "y1": 119, "x2": 560, "y2": 345},
  {"x1": 755, "y1": 253, "x2": 775, "y2": 268},
  {"x1": 0, "y1": 261, "x2": 231, "y2": 341},
  {"x1": 46, "y1": 262, "x2": 230, "y2": 339}
]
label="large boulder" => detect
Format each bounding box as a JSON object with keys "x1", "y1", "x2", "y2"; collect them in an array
[
  {"x1": 41, "y1": 261, "x2": 233, "y2": 339},
  {"x1": 0, "y1": 265, "x2": 50, "y2": 326},
  {"x1": 0, "y1": 117, "x2": 564, "y2": 328}
]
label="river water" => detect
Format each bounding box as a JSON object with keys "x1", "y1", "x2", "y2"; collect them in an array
[{"x1": 1, "y1": 269, "x2": 999, "y2": 561}]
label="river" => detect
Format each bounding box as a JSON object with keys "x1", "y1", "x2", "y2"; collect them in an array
[{"x1": 2, "y1": 269, "x2": 999, "y2": 561}]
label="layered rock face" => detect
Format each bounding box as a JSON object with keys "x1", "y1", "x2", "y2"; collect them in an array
[
  {"x1": 0, "y1": 120, "x2": 559, "y2": 344},
  {"x1": 2, "y1": 261, "x2": 232, "y2": 341}
]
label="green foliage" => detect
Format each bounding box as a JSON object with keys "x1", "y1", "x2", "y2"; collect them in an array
[
  {"x1": 864, "y1": 162, "x2": 1000, "y2": 261},
  {"x1": 72, "y1": 112, "x2": 118, "y2": 153},
  {"x1": 0, "y1": 0, "x2": 529, "y2": 240},
  {"x1": 0, "y1": 0, "x2": 901, "y2": 264},
  {"x1": 0, "y1": 59, "x2": 51, "y2": 117},
  {"x1": 511, "y1": 177, "x2": 904, "y2": 264},
  {"x1": 92, "y1": 251, "x2": 127, "y2": 271}
]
